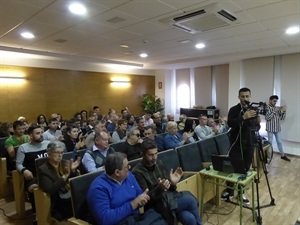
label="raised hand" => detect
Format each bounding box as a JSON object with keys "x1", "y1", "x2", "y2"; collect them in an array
[
  {"x1": 131, "y1": 189, "x2": 150, "y2": 209},
  {"x1": 63, "y1": 160, "x2": 71, "y2": 177},
  {"x1": 157, "y1": 178, "x2": 171, "y2": 190},
  {"x1": 71, "y1": 157, "x2": 81, "y2": 172},
  {"x1": 169, "y1": 167, "x2": 183, "y2": 185}
]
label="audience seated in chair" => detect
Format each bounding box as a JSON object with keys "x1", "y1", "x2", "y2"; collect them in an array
[
  {"x1": 111, "y1": 119, "x2": 127, "y2": 144},
  {"x1": 118, "y1": 128, "x2": 143, "y2": 161},
  {"x1": 43, "y1": 118, "x2": 64, "y2": 141},
  {"x1": 82, "y1": 131, "x2": 115, "y2": 173},
  {"x1": 37, "y1": 141, "x2": 81, "y2": 221},
  {"x1": 135, "y1": 117, "x2": 145, "y2": 138},
  {"x1": 177, "y1": 114, "x2": 187, "y2": 130},
  {"x1": 36, "y1": 114, "x2": 48, "y2": 132},
  {"x1": 85, "y1": 120, "x2": 107, "y2": 149},
  {"x1": 143, "y1": 112, "x2": 154, "y2": 127},
  {"x1": 62, "y1": 124, "x2": 85, "y2": 152},
  {"x1": 5, "y1": 120, "x2": 29, "y2": 173},
  {"x1": 164, "y1": 121, "x2": 194, "y2": 149},
  {"x1": 143, "y1": 126, "x2": 165, "y2": 152},
  {"x1": 183, "y1": 118, "x2": 199, "y2": 142},
  {"x1": 87, "y1": 152, "x2": 151, "y2": 225},
  {"x1": 132, "y1": 139, "x2": 202, "y2": 225},
  {"x1": 194, "y1": 115, "x2": 219, "y2": 140},
  {"x1": 16, "y1": 125, "x2": 50, "y2": 225},
  {"x1": 126, "y1": 114, "x2": 135, "y2": 131},
  {"x1": 152, "y1": 112, "x2": 166, "y2": 134}
]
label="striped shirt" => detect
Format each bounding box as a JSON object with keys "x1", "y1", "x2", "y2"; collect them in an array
[{"x1": 265, "y1": 105, "x2": 286, "y2": 132}]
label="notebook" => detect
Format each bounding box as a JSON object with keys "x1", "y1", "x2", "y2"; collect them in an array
[{"x1": 211, "y1": 155, "x2": 247, "y2": 174}]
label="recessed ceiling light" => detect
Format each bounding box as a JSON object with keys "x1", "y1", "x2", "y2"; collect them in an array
[
  {"x1": 195, "y1": 43, "x2": 205, "y2": 49},
  {"x1": 140, "y1": 53, "x2": 148, "y2": 58},
  {"x1": 286, "y1": 26, "x2": 299, "y2": 35},
  {"x1": 21, "y1": 32, "x2": 35, "y2": 39},
  {"x1": 69, "y1": 3, "x2": 86, "y2": 15},
  {"x1": 120, "y1": 44, "x2": 129, "y2": 48}
]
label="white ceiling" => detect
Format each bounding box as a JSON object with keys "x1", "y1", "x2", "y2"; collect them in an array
[{"x1": 0, "y1": 0, "x2": 299, "y2": 70}]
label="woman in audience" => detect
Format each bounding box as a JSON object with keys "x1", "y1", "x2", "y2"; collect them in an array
[
  {"x1": 111, "y1": 119, "x2": 127, "y2": 143},
  {"x1": 164, "y1": 121, "x2": 193, "y2": 149},
  {"x1": 38, "y1": 141, "x2": 81, "y2": 221},
  {"x1": 0, "y1": 122, "x2": 13, "y2": 137},
  {"x1": 183, "y1": 118, "x2": 198, "y2": 142},
  {"x1": 177, "y1": 114, "x2": 187, "y2": 130},
  {"x1": 80, "y1": 110, "x2": 88, "y2": 122},
  {"x1": 126, "y1": 114, "x2": 135, "y2": 130},
  {"x1": 63, "y1": 124, "x2": 85, "y2": 152},
  {"x1": 36, "y1": 114, "x2": 48, "y2": 131}
]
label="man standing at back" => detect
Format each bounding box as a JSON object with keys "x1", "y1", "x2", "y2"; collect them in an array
[
  {"x1": 265, "y1": 95, "x2": 290, "y2": 161},
  {"x1": 132, "y1": 139, "x2": 202, "y2": 225},
  {"x1": 16, "y1": 125, "x2": 50, "y2": 225}
]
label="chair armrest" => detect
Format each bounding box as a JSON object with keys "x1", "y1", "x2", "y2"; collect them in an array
[
  {"x1": 34, "y1": 188, "x2": 51, "y2": 225},
  {"x1": 12, "y1": 170, "x2": 25, "y2": 216},
  {"x1": 67, "y1": 217, "x2": 90, "y2": 225},
  {"x1": 0, "y1": 158, "x2": 8, "y2": 198}
]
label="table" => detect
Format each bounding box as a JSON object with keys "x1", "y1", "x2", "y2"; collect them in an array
[{"x1": 199, "y1": 168, "x2": 257, "y2": 225}]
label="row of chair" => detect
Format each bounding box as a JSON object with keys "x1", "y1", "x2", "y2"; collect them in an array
[
  {"x1": 2, "y1": 132, "x2": 230, "y2": 224},
  {"x1": 66, "y1": 132, "x2": 231, "y2": 224}
]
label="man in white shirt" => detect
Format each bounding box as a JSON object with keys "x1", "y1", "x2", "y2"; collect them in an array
[{"x1": 194, "y1": 115, "x2": 218, "y2": 140}]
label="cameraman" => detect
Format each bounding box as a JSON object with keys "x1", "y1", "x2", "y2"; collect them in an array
[
  {"x1": 265, "y1": 95, "x2": 290, "y2": 161},
  {"x1": 221, "y1": 87, "x2": 260, "y2": 205}
]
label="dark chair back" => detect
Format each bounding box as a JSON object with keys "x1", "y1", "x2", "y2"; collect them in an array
[
  {"x1": 197, "y1": 138, "x2": 218, "y2": 162},
  {"x1": 69, "y1": 170, "x2": 104, "y2": 221},
  {"x1": 157, "y1": 149, "x2": 180, "y2": 173},
  {"x1": 214, "y1": 133, "x2": 230, "y2": 155},
  {"x1": 176, "y1": 142, "x2": 203, "y2": 171},
  {"x1": 76, "y1": 148, "x2": 87, "y2": 159},
  {"x1": 128, "y1": 157, "x2": 142, "y2": 170},
  {"x1": 0, "y1": 137, "x2": 8, "y2": 157},
  {"x1": 110, "y1": 142, "x2": 125, "y2": 152}
]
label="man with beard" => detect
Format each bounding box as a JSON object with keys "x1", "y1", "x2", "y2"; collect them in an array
[
  {"x1": 132, "y1": 139, "x2": 202, "y2": 225},
  {"x1": 16, "y1": 125, "x2": 50, "y2": 225},
  {"x1": 221, "y1": 87, "x2": 260, "y2": 205},
  {"x1": 265, "y1": 95, "x2": 290, "y2": 161}
]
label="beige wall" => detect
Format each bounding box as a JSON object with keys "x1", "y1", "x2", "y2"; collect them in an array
[{"x1": 0, "y1": 65, "x2": 155, "y2": 123}]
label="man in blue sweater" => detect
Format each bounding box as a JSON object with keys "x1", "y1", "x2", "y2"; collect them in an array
[{"x1": 87, "y1": 152, "x2": 150, "y2": 225}]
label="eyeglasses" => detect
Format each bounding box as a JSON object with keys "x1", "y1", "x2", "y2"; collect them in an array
[
  {"x1": 122, "y1": 164, "x2": 131, "y2": 170},
  {"x1": 133, "y1": 133, "x2": 140, "y2": 137}
]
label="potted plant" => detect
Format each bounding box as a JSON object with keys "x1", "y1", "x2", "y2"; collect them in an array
[{"x1": 141, "y1": 94, "x2": 164, "y2": 113}]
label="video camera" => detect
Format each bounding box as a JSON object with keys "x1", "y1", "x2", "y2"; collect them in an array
[{"x1": 245, "y1": 101, "x2": 267, "y2": 116}]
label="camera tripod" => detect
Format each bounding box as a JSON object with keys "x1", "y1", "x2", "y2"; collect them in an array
[{"x1": 251, "y1": 130, "x2": 276, "y2": 225}]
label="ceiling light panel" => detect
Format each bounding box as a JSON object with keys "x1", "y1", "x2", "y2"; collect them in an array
[{"x1": 68, "y1": 3, "x2": 87, "y2": 15}]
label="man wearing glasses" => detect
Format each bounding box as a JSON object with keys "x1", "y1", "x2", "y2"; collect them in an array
[
  {"x1": 87, "y1": 152, "x2": 154, "y2": 225},
  {"x1": 119, "y1": 128, "x2": 143, "y2": 161}
]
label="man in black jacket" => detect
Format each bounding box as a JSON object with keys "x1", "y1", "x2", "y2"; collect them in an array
[{"x1": 221, "y1": 87, "x2": 260, "y2": 205}]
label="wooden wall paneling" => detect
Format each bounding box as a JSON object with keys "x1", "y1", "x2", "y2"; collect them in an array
[{"x1": 0, "y1": 65, "x2": 155, "y2": 123}]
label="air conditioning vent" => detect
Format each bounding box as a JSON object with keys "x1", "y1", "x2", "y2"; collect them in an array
[
  {"x1": 173, "y1": 9, "x2": 206, "y2": 22},
  {"x1": 160, "y1": 4, "x2": 239, "y2": 34},
  {"x1": 217, "y1": 10, "x2": 237, "y2": 21}
]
